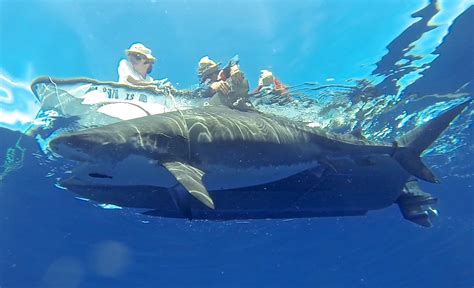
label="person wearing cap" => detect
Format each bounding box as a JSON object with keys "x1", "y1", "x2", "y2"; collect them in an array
[
  {"x1": 194, "y1": 56, "x2": 228, "y2": 98},
  {"x1": 194, "y1": 55, "x2": 252, "y2": 110},
  {"x1": 118, "y1": 43, "x2": 157, "y2": 86}
]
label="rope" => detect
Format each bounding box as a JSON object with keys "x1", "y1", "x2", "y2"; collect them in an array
[
  {"x1": 0, "y1": 134, "x2": 26, "y2": 182},
  {"x1": 162, "y1": 86, "x2": 191, "y2": 161},
  {"x1": 49, "y1": 77, "x2": 65, "y2": 114}
]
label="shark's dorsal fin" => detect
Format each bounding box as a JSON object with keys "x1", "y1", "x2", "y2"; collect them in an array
[
  {"x1": 351, "y1": 129, "x2": 368, "y2": 142},
  {"x1": 162, "y1": 161, "x2": 215, "y2": 209}
]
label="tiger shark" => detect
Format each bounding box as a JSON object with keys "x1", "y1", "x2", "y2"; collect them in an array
[{"x1": 49, "y1": 100, "x2": 471, "y2": 220}]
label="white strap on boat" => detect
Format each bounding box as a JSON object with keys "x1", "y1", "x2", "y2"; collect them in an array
[
  {"x1": 48, "y1": 77, "x2": 65, "y2": 114},
  {"x1": 163, "y1": 87, "x2": 191, "y2": 161}
]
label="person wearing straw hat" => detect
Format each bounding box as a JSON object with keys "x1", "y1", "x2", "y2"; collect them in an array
[
  {"x1": 195, "y1": 56, "x2": 230, "y2": 98},
  {"x1": 118, "y1": 43, "x2": 158, "y2": 86}
]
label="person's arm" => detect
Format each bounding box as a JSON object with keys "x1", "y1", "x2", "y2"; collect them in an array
[
  {"x1": 193, "y1": 82, "x2": 214, "y2": 98},
  {"x1": 194, "y1": 80, "x2": 230, "y2": 98},
  {"x1": 210, "y1": 80, "x2": 230, "y2": 95},
  {"x1": 125, "y1": 76, "x2": 157, "y2": 86}
]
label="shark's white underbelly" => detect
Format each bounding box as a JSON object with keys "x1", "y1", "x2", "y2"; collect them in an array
[
  {"x1": 201, "y1": 162, "x2": 319, "y2": 190},
  {"x1": 69, "y1": 155, "x2": 319, "y2": 190}
]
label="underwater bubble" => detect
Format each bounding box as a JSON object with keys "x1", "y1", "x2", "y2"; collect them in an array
[
  {"x1": 42, "y1": 257, "x2": 83, "y2": 288},
  {"x1": 90, "y1": 241, "x2": 131, "y2": 278}
]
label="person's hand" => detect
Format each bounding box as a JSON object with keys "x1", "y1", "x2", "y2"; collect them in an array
[{"x1": 210, "y1": 80, "x2": 230, "y2": 95}]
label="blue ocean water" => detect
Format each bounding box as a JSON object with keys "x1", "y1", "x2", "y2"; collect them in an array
[{"x1": 0, "y1": 0, "x2": 473, "y2": 287}]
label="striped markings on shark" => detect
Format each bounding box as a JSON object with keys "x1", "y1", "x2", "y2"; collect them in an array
[{"x1": 49, "y1": 100, "x2": 472, "y2": 214}]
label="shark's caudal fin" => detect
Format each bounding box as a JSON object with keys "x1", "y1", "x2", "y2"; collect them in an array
[{"x1": 393, "y1": 99, "x2": 471, "y2": 183}]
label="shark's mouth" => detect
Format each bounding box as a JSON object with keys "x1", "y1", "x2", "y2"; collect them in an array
[
  {"x1": 49, "y1": 139, "x2": 94, "y2": 162},
  {"x1": 88, "y1": 173, "x2": 113, "y2": 179}
]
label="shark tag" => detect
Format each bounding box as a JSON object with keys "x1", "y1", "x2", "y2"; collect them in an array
[{"x1": 162, "y1": 161, "x2": 215, "y2": 209}]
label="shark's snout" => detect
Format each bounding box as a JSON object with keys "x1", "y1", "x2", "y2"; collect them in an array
[{"x1": 49, "y1": 134, "x2": 96, "y2": 162}]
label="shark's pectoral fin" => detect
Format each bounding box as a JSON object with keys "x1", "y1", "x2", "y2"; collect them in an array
[
  {"x1": 318, "y1": 157, "x2": 337, "y2": 172},
  {"x1": 162, "y1": 161, "x2": 215, "y2": 209},
  {"x1": 354, "y1": 156, "x2": 376, "y2": 166}
]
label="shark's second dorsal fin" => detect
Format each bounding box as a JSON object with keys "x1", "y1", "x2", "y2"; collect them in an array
[
  {"x1": 351, "y1": 129, "x2": 368, "y2": 142},
  {"x1": 162, "y1": 161, "x2": 215, "y2": 209}
]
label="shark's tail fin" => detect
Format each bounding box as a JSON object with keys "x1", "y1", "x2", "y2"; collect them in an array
[{"x1": 393, "y1": 99, "x2": 471, "y2": 183}]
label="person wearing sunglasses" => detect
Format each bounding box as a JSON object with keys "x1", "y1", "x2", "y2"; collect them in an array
[{"x1": 118, "y1": 43, "x2": 158, "y2": 87}]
